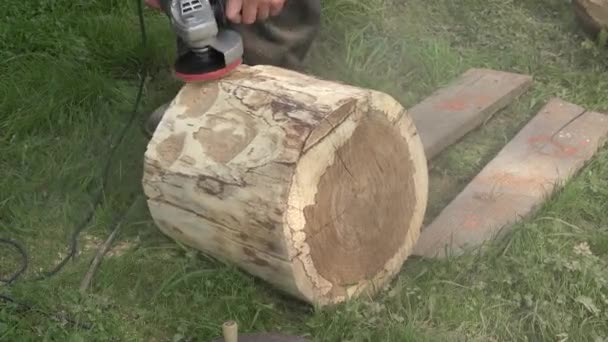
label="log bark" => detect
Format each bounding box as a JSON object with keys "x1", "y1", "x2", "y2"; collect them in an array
[
  {"x1": 141, "y1": 65, "x2": 428, "y2": 306},
  {"x1": 573, "y1": 0, "x2": 608, "y2": 43}
]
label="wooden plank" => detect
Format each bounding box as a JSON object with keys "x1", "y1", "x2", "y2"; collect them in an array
[
  {"x1": 413, "y1": 97, "x2": 608, "y2": 258},
  {"x1": 410, "y1": 68, "x2": 533, "y2": 159}
]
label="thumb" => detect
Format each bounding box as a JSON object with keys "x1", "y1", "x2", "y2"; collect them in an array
[{"x1": 225, "y1": 0, "x2": 243, "y2": 23}]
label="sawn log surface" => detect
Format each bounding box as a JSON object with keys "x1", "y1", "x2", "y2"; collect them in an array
[{"x1": 142, "y1": 65, "x2": 429, "y2": 306}]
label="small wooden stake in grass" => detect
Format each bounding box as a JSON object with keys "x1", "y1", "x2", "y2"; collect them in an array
[
  {"x1": 222, "y1": 321, "x2": 238, "y2": 342},
  {"x1": 142, "y1": 64, "x2": 429, "y2": 306}
]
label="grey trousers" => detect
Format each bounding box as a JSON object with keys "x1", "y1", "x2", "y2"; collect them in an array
[{"x1": 229, "y1": 0, "x2": 322, "y2": 70}]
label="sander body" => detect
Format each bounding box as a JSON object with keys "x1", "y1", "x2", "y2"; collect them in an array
[{"x1": 149, "y1": 0, "x2": 244, "y2": 81}]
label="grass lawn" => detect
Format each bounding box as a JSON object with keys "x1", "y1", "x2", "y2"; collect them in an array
[{"x1": 2, "y1": 0, "x2": 608, "y2": 340}]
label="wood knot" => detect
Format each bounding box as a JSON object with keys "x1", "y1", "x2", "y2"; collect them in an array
[
  {"x1": 243, "y1": 247, "x2": 271, "y2": 267},
  {"x1": 196, "y1": 176, "x2": 224, "y2": 195}
]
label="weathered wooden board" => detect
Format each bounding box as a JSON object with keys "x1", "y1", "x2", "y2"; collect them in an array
[
  {"x1": 410, "y1": 68, "x2": 533, "y2": 159},
  {"x1": 414, "y1": 97, "x2": 608, "y2": 258}
]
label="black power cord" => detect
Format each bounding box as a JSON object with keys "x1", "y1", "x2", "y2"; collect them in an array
[
  {"x1": 1, "y1": 0, "x2": 150, "y2": 329},
  {"x1": 0, "y1": 238, "x2": 28, "y2": 285}
]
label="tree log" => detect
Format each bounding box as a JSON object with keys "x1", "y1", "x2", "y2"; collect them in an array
[
  {"x1": 573, "y1": 0, "x2": 608, "y2": 43},
  {"x1": 141, "y1": 65, "x2": 428, "y2": 306}
]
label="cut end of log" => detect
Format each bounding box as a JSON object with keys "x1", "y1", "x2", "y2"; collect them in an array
[
  {"x1": 285, "y1": 93, "x2": 427, "y2": 303},
  {"x1": 142, "y1": 65, "x2": 428, "y2": 306}
]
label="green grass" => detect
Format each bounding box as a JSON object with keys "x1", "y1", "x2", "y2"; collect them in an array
[{"x1": 2, "y1": 0, "x2": 608, "y2": 340}]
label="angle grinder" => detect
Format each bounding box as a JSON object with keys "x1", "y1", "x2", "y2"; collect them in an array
[{"x1": 146, "y1": 0, "x2": 244, "y2": 82}]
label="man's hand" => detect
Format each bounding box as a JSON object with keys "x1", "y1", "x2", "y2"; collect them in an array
[{"x1": 225, "y1": 0, "x2": 286, "y2": 24}]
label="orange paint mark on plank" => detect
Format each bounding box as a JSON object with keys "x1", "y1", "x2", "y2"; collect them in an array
[
  {"x1": 410, "y1": 68, "x2": 533, "y2": 159},
  {"x1": 434, "y1": 94, "x2": 492, "y2": 111},
  {"x1": 527, "y1": 134, "x2": 579, "y2": 158},
  {"x1": 463, "y1": 213, "x2": 481, "y2": 230}
]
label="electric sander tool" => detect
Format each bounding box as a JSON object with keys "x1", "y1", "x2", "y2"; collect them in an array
[{"x1": 148, "y1": 0, "x2": 244, "y2": 82}]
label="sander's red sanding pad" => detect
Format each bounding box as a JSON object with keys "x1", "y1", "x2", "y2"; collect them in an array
[{"x1": 175, "y1": 59, "x2": 242, "y2": 83}]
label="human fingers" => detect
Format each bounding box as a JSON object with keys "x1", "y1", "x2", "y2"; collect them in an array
[
  {"x1": 257, "y1": 1, "x2": 270, "y2": 21},
  {"x1": 269, "y1": 0, "x2": 285, "y2": 16},
  {"x1": 241, "y1": 0, "x2": 258, "y2": 24},
  {"x1": 225, "y1": 0, "x2": 243, "y2": 23}
]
